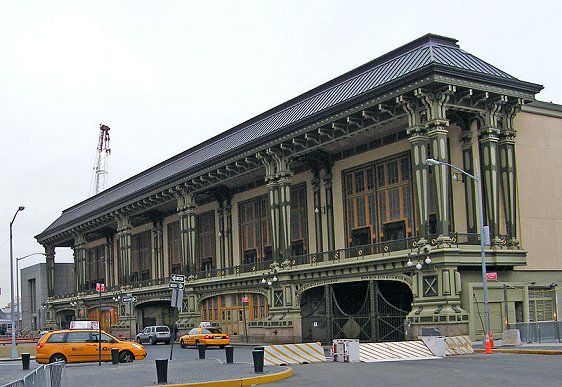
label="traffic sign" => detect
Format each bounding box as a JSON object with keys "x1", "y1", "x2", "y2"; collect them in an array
[
  {"x1": 169, "y1": 282, "x2": 184, "y2": 290},
  {"x1": 96, "y1": 283, "x2": 105, "y2": 292},
  {"x1": 171, "y1": 274, "x2": 185, "y2": 282},
  {"x1": 122, "y1": 296, "x2": 136, "y2": 303},
  {"x1": 242, "y1": 297, "x2": 249, "y2": 303},
  {"x1": 171, "y1": 288, "x2": 184, "y2": 311},
  {"x1": 486, "y1": 272, "x2": 498, "y2": 281}
]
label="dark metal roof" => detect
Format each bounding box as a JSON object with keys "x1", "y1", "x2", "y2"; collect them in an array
[{"x1": 37, "y1": 34, "x2": 543, "y2": 241}]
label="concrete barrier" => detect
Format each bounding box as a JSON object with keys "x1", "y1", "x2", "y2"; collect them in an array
[
  {"x1": 263, "y1": 342, "x2": 327, "y2": 365},
  {"x1": 359, "y1": 340, "x2": 440, "y2": 362},
  {"x1": 444, "y1": 336, "x2": 474, "y2": 355}
]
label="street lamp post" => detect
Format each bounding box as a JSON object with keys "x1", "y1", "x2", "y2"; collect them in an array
[
  {"x1": 425, "y1": 158, "x2": 491, "y2": 344},
  {"x1": 9, "y1": 206, "x2": 25, "y2": 359},
  {"x1": 16, "y1": 252, "x2": 47, "y2": 335}
]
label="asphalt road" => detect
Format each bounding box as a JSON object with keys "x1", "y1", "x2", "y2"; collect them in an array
[{"x1": 2, "y1": 344, "x2": 562, "y2": 387}]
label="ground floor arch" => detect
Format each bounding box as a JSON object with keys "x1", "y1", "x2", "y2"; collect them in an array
[
  {"x1": 300, "y1": 280, "x2": 412, "y2": 343},
  {"x1": 135, "y1": 301, "x2": 175, "y2": 332}
]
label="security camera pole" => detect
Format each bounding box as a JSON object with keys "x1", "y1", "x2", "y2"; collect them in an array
[{"x1": 425, "y1": 158, "x2": 491, "y2": 344}]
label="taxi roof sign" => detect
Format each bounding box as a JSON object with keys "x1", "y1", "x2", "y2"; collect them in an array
[
  {"x1": 199, "y1": 321, "x2": 212, "y2": 328},
  {"x1": 70, "y1": 320, "x2": 100, "y2": 330}
]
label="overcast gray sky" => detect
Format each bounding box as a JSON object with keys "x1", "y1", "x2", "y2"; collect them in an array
[{"x1": 1, "y1": 0, "x2": 560, "y2": 307}]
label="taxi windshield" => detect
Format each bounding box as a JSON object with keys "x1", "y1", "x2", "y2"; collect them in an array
[{"x1": 207, "y1": 328, "x2": 222, "y2": 334}]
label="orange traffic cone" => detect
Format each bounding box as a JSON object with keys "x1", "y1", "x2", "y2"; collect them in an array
[
  {"x1": 484, "y1": 334, "x2": 493, "y2": 354},
  {"x1": 489, "y1": 333, "x2": 495, "y2": 349}
]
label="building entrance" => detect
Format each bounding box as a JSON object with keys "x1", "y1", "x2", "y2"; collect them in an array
[{"x1": 300, "y1": 280, "x2": 412, "y2": 343}]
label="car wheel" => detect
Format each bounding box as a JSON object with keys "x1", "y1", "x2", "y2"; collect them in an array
[
  {"x1": 180, "y1": 339, "x2": 186, "y2": 349},
  {"x1": 150, "y1": 337, "x2": 156, "y2": 345},
  {"x1": 119, "y1": 350, "x2": 134, "y2": 363},
  {"x1": 49, "y1": 353, "x2": 67, "y2": 363},
  {"x1": 136, "y1": 337, "x2": 142, "y2": 344}
]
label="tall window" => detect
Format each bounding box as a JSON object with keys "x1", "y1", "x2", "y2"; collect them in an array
[
  {"x1": 86, "y1": 245, "x2": 105, "y2": 289},
  {"x1": 343, "y1": 154, "x2": 414, "y2": 247},
  {"x1": 239, "y1": 196, "x2": 271, "y2": 264},
  {"x1": 376, "y1": 156, "x2": 414, "y2": 241},
  {"x1": 167, "y1": 221, "x2": 182, "y2": 274},
  {"x1": 197, "y1": 211, "x2": 216, "y2": 271},
  {"x1": 131, "y1": 230, "x2": 151, "y2": 282},
  {"x1": 201, "y1": 294, "x2": 268, "y2": 335},
  {"x1": 291, "y1": 183, "x2": 308, "y2": 256},
  {"x1": 344, "y1": 166, "x2": 376, "y2": 247}
]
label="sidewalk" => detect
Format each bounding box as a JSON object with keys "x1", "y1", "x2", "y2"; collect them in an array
[{"x1": 472, "y1": 339, "x2": 562, "y2": 355}]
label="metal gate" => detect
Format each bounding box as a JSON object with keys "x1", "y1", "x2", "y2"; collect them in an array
[{"x1": 301, "y1": 281, "x2": 410, "y2": 343}]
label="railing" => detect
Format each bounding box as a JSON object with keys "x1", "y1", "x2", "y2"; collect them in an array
[
  {"x1": 1, "y1": 361, "x2": 67, "y2": 387},
  {"x1": 508, "y1": 321, "x2": 562, "y2": 343},
  {"x1": 48, "y1": 232, "x2": 520, "y2": 301}
]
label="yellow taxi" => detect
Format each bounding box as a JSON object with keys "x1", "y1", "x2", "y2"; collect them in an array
[
  {"x1": 36, "y1": 329, "x2": 146, "y2": 364},
  {"x1": 179, "y1": 323, "x2": 230, "y2": 349}
]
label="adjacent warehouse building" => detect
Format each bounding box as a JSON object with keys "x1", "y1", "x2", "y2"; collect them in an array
[{"x1": 36, "y1": 34, "x2": 562, "y2": 343}]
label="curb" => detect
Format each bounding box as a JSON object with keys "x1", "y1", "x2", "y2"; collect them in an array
[
  {"x1": 146, "y1": 367, "x2": 293, "y2": 387},
  {"x1": 474, "y1": 348, "x2": 562, "y2": 355}
]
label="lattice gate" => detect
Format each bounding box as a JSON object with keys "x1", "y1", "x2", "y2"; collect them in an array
[{"x1": 301, "y1": 281, "x2": 410, "y2": 344}]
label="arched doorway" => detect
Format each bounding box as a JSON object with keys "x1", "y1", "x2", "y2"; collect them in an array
[
  {"x1": 300, "y1": 280, "x2": 412, "y2": 343},
  {"x1": 136, "y1": 301, "x2": 175, "y2": 333}
]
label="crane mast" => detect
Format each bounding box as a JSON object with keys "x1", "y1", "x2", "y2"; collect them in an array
[{"x1": 91, "y1": 124, "x2": 111, "y2": 196}]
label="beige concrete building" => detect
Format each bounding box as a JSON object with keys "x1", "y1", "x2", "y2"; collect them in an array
[{"x1": 36, "y1": 34, "x2": 562, "y2": 343}]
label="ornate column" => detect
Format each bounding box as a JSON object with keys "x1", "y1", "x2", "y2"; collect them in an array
[
  {"x1": 499, "y1": 103, "x2": 521, "y2": 247},
  {"x1": 224, "y1": 200, "x2": 233, "y2": 267},
  {"x1": 73, "y1": 233, "x2": 87, "y2": 292},
  {"x1": 275, "y1": 155, "x2": 293, "y2": 261},
  {"x1": 104, "y1": 234, "x2": 114, "y2": 287},
  {"x1": 44, "y1": 245, "x2": 55, "y2": 297},
  {"x1": 421, "y1": 90, "x2": 452, "y2": 245},
  {"x1": 479, "y1": 101, "x2": 503, "y2": 244},
  {"x1": 263, "y1": 157, "x2": 281, "y2": 260},
  {"x1": 323, "y1": 173, "x2": 335, "y2": 252},
  {"x1": 116, "y1": 215, "x2": 132, "y2": 285},
  {"x1": 152, "y1": 220, "x2": 164, "y2": 278},
  {"x1": 461, "y1": 130, "x2": 478, "y2": 234},
  {"x1": 177, "y1": 191, "x2": 197, "y2": 274},
  {"x1": 312, "y1": 175, "x2": 324, "y2": 253},
  {"x1": 400, "y1": 96, "x2": 430, "y2": 244},
  {"x1": 218, "y1": 198, "x2": 233, "y2": 268}
]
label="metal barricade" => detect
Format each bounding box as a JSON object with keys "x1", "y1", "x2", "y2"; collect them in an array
[
  {"x1": 509, "y1": 321, "x2": 562, "y2": 343},
  {"x1": 1, "y1": 361, "x2": 67, "y2": 387}
]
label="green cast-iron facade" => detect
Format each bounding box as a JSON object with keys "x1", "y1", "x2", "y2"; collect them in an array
[{"x1": 36, "y1": 34, "x2": 560, "y2": 343}]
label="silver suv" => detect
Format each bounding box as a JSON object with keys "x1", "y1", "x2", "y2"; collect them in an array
[{"x1": 135, "y1": 325, "x2": 171, "y2": 345}]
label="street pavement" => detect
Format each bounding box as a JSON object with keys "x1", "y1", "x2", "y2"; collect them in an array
[
  {"x1": 269, "y1": 352, "x2": 562, "y2": 387},
  {"x1": 1, "y1": 341, "x2": 561, "y2": 386}
]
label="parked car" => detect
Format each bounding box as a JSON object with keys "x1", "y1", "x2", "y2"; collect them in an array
[
  {"x1": 179, "y1": 327, "x2": 229, "y2": 348},
  {"x1": 36, "y1": 329, "x2": 146, "y2": 364},
  {"x1": 135, "y1": 326, "x2": 171, "y2": 345}
]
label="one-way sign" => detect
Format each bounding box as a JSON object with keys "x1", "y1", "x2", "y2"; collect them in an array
[
  {"x1": 171, "y1": 274, "x2": 185, "y2": 282},
  {"x1": 122, "y1": 296, "x2": 136, "y2": 302},
  {"x1": 169, "y1": 282, "x2": 185, "y2": 290}
]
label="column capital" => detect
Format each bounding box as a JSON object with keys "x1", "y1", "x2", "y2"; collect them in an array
[
  {"x1": 175, "y1": 190, "x2": 196, "y2": 213},
  {"x1": 416, "y1": 86, "x2": 455, "y2": 122},
  {"x1": 478, "y1": 126, "x2": 500, "y2": 142},
  {"x1": 116, "y1": 214, "x2": 132, "y2": 233}
]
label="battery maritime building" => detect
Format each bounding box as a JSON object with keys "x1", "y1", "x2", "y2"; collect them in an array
[{"x1": 36, "y1": 34, "x2": 562, "y2": 343}]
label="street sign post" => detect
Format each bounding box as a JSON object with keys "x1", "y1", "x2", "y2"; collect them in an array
[
  {"x1": 96, "y1": 282, "x2": 105, "y2": 367},
  {"x1": 169, "y1": 276, "x2": 185, "y2": 361}
]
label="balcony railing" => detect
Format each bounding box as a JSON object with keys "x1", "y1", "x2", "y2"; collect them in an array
[{"x1": 49, "y1": 231, "x2": 516, "y2": 301}]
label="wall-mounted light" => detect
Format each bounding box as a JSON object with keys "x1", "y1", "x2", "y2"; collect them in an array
[
  {"x1": 314, "y1": 206, "x2": 326, "y2": 214},
  {"x1": 407, "y1": 246, "x2": 432, "y2": 270}
]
